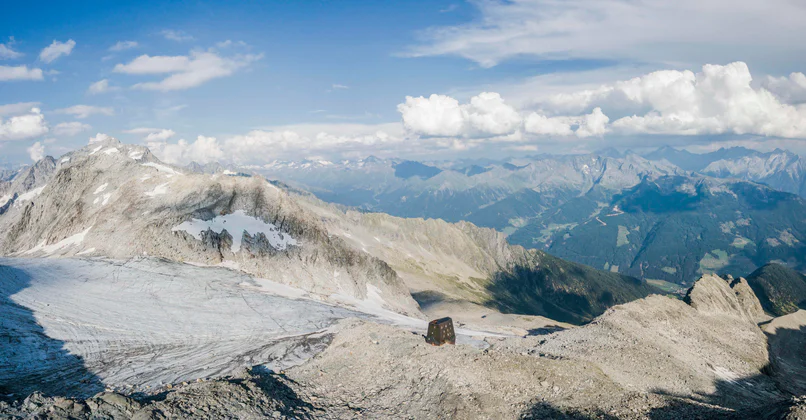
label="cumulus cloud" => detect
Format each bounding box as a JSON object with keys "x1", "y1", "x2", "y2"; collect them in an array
[
  {"x1": 53, "y1": 121, "x2": 91, "y2": 136},
  {"x1": 109, "y1": 41, "x2": 138, "y2": 51},
  {"x1": 148, "y1": 135, "x2": 224, "y2": 164},
  {"x1": 405, "y1": 0, "x2": 806, "y2": 68},
  {"x1": 523, "y1": 108, "x2": 609, "y2": 138},
  {"x1": 55, "y1": 105, "x2": 114, "y2": 119},
  {"x1": 398, "y1": 92, "x2": 523, "y2": 138},
  {"x1": 0, "y1": 65, "x2": 43, "y2": 81},
  {"x1": 39, "y1": 39, "x2": 76, "y2": 63},
  {"x1": 88, "y1": 133, "x2": 112, "y2": 144},
  {"x1": 114, "y1": 51, "x2": 263, "y2": 91},
  {"x1": 27, "y1": 141, "x2": 45, "y2": 161},
  {"x1": 0, "y1": 108, "x2": 48, "y2": 141},
  {"x1": 599, "y1": 62, "x2": 806, "y2": 138},
  {"x1": 763, "y1": 72, "x2": 806, "y2": 105},
  {"x1": 161, "y1": 30, "x2": 193, "y2": 42},
  {"x1": 399, "y1": 94, "x2": 464, "y2": 137},
  {"x1": 0, "y1": 102, "x2": 41, "y2": 116},
  {"x1": 87, "y1": 79, "x2": 120, "y2": 95}
]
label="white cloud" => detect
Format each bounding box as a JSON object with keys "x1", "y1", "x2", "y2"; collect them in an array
[
  {"x1": 523, "y1": 113, "x2": 574, "y2": 137},
  {"x1": 39, "y1": 39, "x2": 76, "y2": 63},
  {"x1": 602, "y1": 62, "x2": 806, "y2": 138},
  {"x1": 88, "y1": 133, "x2": 112, "y2": 144},
  {"x1": 0, "y1": 65, "x2": 44, "y2": 81},
  {"x1": 27, "y1": 141, "x2": 45, "y2": 161},
  {"x1": 149, "y1": 123, "x2": 406, "y2": 164},
  {"x1": 149, "y1": 135, "x2": 223, "y2": 164},
  {"x1": 114, "y1": 55, "x2": 191, "y2": 74},
  {"x1": 55, "y1": 105, "x2": 114, "y2": 119},
  {"x1": 405, "y1": 0, "x2": 806, "y2": 69},
  {"x1": 87, "y1": 79, "x2": 119, "y2": 95},
  {"x1": 0, "y1": 108, "x2": 48, "y2": 141},
  {"x1": 763, "y1": 72, "x2": 806, "y2": 105},
  {"x1": 161, "y1": 30, "x2": 193, "y2": 42},
  {"x1": 114, "y1": 51, "x2": 263, "y2": 91},
  {"x1": 109, "y1": 41, "x2": 138, "y2": 51},
  {"x1": 332, "y1": 83, "x2": 349, "y2": 90},
  {"x1": 398, "y1": 92, "x2": 522, "y2": 138},
  {"x1": 123, "y1": 127, "x2": 176, "y2": 141},
  {"x1": 523, "y1": 108, "x2": 609, "y2": 138},
  {"x1": 0, "y1": 41, "x2": 22, "y2": 59},
  {"x1": 398, "y1": 94, "x2": 465, "y2": 137},
  {"x1": 53, "y1": 121, "x2": 91, "y2": 136},
  {"x1": 0, "y1": 102, "x2": 41, "y2": 116}
]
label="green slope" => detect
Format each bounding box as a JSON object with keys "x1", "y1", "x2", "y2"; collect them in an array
[{"x1": 745, "y1": 263, "x2": 806, "y2": 316}]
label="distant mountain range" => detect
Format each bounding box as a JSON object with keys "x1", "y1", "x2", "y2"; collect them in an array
[{"x1": 242, "y1": 146, "x2": 806, "y2": 284}]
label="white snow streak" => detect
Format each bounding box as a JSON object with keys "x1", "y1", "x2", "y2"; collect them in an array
[
  {"x1": 23, "y1": 228, "x2": 92, "y2": 255},
  {"x1": 144, "y1": 182, "x2": 169, "y2": 197},
  {"x1": 93, "y1": 183, "x2": 108, "y2": 194},
  {"x1": 141, "y1": 162, "x2": 183, "y2": 176}
]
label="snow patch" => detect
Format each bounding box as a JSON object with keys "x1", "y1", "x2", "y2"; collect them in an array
[
  {"x1": 93, "y1": 183, "x2": 108, "y2": 194},
  {"x1": 141, "y1": 162, "x2": 183, "y2": 176},
  {"x1": 129, "y1": 151, "x2": 144, "y2": 160},
  {"x1": 172, "y1": 210, "x2": 298, "y2": 252},
  {"x1": 60, "y1": 157, "x2": 70, "y2": 163},
  {"x1": 144, "y1": 182, "x2": 169, "y2": 197},
  {"x1": 77, "y1": 248, "x2": 96, "y2": 255},
  {"x1": 0, "y1": 194, "x2": 11, "y2": 207},
  {"x1": 102, "y1": 147, "x2": 120, "y2": 155},
  {"x1": 16, "y1": 186, "x2": 46, "y2": 202},
  {"x1": 89, "y1": 145, "x2": 103, "y2": 155},
  {"x1": 24, "y1": 228, "x2": 92, "y2": 255}
]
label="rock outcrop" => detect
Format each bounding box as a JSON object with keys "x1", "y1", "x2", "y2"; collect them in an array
[{"x1": 684, "y1": 273, "x2": 767, "y2": 323}]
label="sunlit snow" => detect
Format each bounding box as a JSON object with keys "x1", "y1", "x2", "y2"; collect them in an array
[{"x1": 172, "y1": 210, "x2": 298, "y2": 252}]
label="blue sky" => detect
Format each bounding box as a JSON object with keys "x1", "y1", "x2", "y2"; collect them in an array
[{"x1": 2, "y1": 0, "x2": 806, "y2": 165}]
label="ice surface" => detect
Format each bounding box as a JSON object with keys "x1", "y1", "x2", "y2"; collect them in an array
[
  {"x1": 0, "y1": 257, "x2": 365, "y2": 397},
  {"x1": 172, "y1": 210, "x2": 299, "y2": 252}
]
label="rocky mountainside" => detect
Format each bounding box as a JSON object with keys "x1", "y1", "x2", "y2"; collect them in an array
[
  {"x1": 291, "y1": 195, "x2": 657, "y2": 324},
  {"x1": 3, "y1": 272, "x2": 804, "y2": 419},
  {"x1": 0, "y1": 137, "x2": 418, "y2": 315},
  {"x1": 0, "y1": 156, "x2": 56, "y2": 215},
  {"x1": 508, "y1": 175, "x2": 806, "y2": 285},
  {"x1": 746, "y1": 263, "x2": 806, "y2": 316}
]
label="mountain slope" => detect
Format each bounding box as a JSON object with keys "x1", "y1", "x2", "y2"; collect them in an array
[
  {"x1": 0, "y1": 138, "x2": 419, "y2": 315},
  {"x1": 746, "y1": 263, "x2": 806, "y2": 316},
  {"x1": 508, "y1": 176, "x2": 806, "y2": 284},
  {"x1": 292, "y1": 194, "x2": 658, "y2": 324}
]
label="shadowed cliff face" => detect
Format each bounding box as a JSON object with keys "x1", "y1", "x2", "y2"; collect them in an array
[{"x1": 0, "y1": 264, "x2": 104, "y2": 398}]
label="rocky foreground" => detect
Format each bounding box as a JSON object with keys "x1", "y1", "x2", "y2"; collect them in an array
[{"x1": 2, "y1": 271, "x2": 805, "y2": 419}]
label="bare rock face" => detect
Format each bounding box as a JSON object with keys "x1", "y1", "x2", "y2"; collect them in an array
[
  {"x1": 684, "y1": 274, "x2": 764, "y2": 323},
  {"x1": 730, "y1": 277, "x2": 768, "y2": 322}
]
